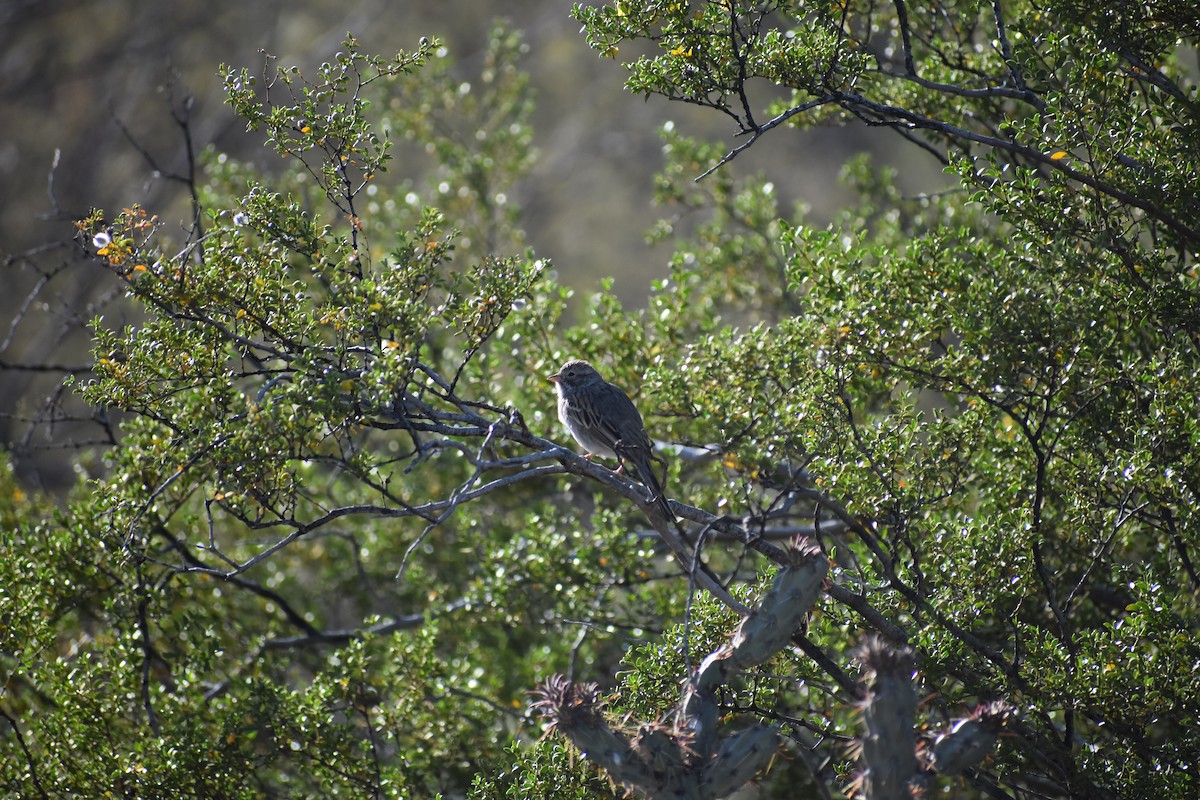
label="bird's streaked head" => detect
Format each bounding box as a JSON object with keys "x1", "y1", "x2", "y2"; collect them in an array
[{"x1": 548, "y1": 359, "x2": 602, "y2": 388}]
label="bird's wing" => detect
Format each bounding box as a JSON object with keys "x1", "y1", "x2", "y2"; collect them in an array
[
  {"x1": 560, "y1": 385, "x2": 628, "y2": 451},
  {"x1": 600, "y1": 384, "x2": 655, "y2": 452},
  {"x1": 585, "y1": 385, "x2": 674, "y2": 521}
]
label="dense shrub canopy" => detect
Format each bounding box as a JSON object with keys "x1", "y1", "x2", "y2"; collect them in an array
[{"x1": 3, "y1": 4, "x2": 1199, "y2": 798}]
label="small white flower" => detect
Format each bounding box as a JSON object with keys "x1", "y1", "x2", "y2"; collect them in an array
[
  {"x1": 92, "y1": 231, "x2": 111, "y2": 249},
  {"x1": 232, "y1": 212, "x2": 249, "y2": 227}
]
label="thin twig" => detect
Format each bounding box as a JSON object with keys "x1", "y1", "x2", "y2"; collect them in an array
[
  {"x1": 0, "y1": 707, "x2": 49, "y2": 799},
  {"x1": 696, "y1": 97, "x2": 836, "y2": 180}
]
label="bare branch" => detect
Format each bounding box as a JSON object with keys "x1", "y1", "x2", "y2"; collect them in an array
[
  {"x1": 0, "y1": 707, "x2": 48, "y2": 799},
  {"x1": 831, "y1": 90, "x2": 1200, "y2": 247},
  {"x1": 892, "y1": 0, "x2": 916, "y2": 76},
  {"x1": 696, "y1": 97, "x2": 837, "y2": 181},
  {"x1": 260, "y1": 612, "x2": 428, "y2": 650}
]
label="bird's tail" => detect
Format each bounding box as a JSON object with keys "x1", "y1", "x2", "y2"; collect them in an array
[{"x1": 632, "y1": 456, "x2": 675, "y2": 522}]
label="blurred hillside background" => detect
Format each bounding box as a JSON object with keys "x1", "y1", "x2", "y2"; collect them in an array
[{"x1": 1, "y1": 0, "x2": 939, "y2": 490}]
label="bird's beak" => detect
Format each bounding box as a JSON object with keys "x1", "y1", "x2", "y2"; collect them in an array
[{"x1": 547, "y1": 372, "x2": 560, "y2": 383}]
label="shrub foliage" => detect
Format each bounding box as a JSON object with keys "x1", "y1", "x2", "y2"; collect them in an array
[{"x1": 3, "y1": 5, "x2": 1199, "y2": 799}]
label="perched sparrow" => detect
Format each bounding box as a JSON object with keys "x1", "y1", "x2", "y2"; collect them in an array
[{"x1": 548, "y1": 359, "x2": 675, "y2": 521}]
